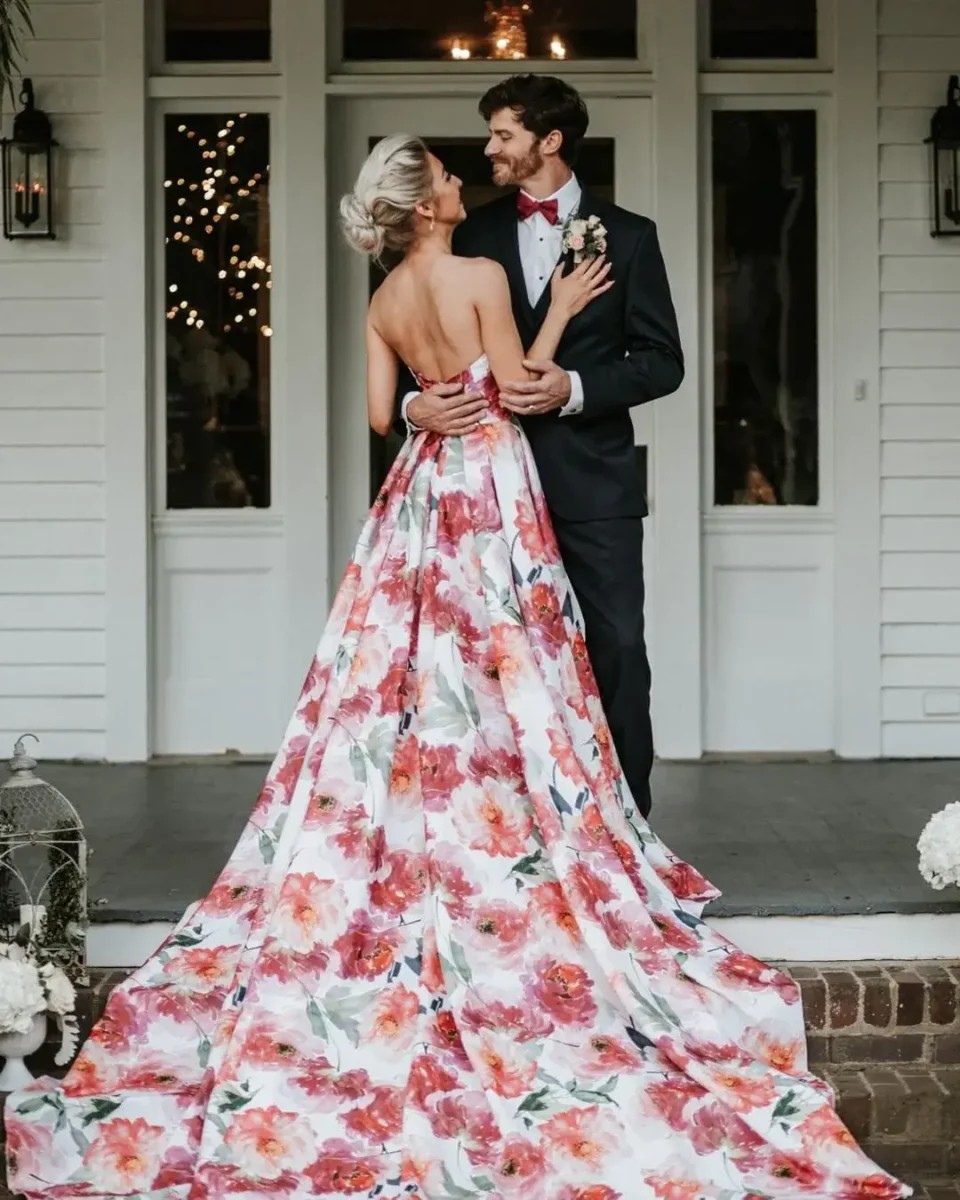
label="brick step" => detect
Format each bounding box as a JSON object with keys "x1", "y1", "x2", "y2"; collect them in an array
[
  {"x1": 914, "y1": 1181, "x2": 960, "y2": 1199},
  {"x1": 789, "y1": 962, "x2": 960, "y2": 1068},
  {"x1": 825, "y1": 1064, "x2": 960, "y2": 1180}
]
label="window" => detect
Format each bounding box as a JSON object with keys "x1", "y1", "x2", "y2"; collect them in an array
[
  {"x1": 711, "y1": 110, "x2": 818, "y2": 507},
  {"x1": 369, "y1": 137, "x2": 615, "y2": 500},
  {"x1": 709, "y1": 0, "x2": 817, "y2": 61},
  {"x1": 343, "y1": 1, "x2": 637, "y2": 63},
  {"x1": 163, "y1": 0, "x2": 270, "y2": 63},
  {"x1": 163, "y1": 113, "x2": 272, "y2": 509}
]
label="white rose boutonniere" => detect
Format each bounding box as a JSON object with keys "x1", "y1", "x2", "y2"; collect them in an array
[{"x1": 562, "y1": 214, "x2": 608, "y2": 264}]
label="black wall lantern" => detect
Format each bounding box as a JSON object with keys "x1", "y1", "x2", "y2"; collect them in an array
[
  {"x1": 926, "y1": 74, "x2": 960, "y2": 238},
  {"x1": 1, "y1": 78, "x2": 58, "y2": 241}
]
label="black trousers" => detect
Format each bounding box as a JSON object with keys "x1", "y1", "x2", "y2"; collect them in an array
[{"x1": 550, "y1": 514, "x2": 654, "y2": 818}]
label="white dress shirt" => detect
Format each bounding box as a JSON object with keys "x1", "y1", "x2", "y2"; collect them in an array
[
  {"x1": 516, "y1": 173, "x2": 584, "y2": 417},
  {"x1": 401, "y1": 173, "x2": 585, "y2": 430}
]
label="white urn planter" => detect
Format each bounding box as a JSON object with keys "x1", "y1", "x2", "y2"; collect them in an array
[{"x1": 0, "y1": 1013, "x2": 47, "y2": 1091}]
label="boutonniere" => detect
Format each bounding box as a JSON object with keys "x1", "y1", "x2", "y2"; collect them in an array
[{"x1": 562, "y1": 214, "x2": 608, "y2": 264}]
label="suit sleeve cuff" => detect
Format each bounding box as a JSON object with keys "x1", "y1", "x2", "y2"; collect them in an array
[
  {"x1": 559, "y1": 371, "x2": 584, "y2": 417},
  {"x1": 401, "y1": 390, "x2": 420, "y2": 434}
]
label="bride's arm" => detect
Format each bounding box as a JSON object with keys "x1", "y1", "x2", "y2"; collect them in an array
[
  {"x1": 366, "y1": 314, "x2": 400, "y2": 436},
  {"x1": 473, "y1": 258, "x2": 611, "y2": 393}
]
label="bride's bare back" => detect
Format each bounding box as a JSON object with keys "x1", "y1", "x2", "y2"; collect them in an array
[{"x1": 371, "y1": 253, "x2": 490, "y2": 384}]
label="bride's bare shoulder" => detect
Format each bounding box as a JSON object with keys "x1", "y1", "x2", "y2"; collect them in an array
[{"x1": 453, "y1": 255, "x2": 509, "y2": 294}]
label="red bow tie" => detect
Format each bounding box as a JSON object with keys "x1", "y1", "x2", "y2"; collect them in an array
[{"x1": 516, "y1": 193, "x2": 560, "y2": 225}]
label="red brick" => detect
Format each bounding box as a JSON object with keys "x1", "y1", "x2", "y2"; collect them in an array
[
  {"x1": 891, "y1": 969, "x2": 926, "y2": 1027},
  {"x1": 832, "y1": 1034, "x2": 926, "y2": 1065},
  {"x1": 935, "y1": 1035, "x2": 960, "y2": 1065},
  {"x1": 929, "y1": 978, "x2": 958, "y2": 1027},
  {"x1": 800, "y1": 977, "x2": 827, "y2": 1031},
  {"x1": 824, "y1": 970, "x2": 861, "y2": 1029},
  {"x1": 863, "y1": 974, "x2": 894, "y2": 1030}
]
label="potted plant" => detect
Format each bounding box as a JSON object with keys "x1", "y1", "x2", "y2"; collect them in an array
[
  {"x1": 0, "y1": 930, "x2": 78, "y2": 1091},
  {"x1": 0, "y1": 0, "x2": 34, "y2": 114}
]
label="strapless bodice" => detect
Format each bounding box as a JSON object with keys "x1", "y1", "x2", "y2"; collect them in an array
[{"x1": 411, "y1": 354, "x2": 509, "y2": 426}]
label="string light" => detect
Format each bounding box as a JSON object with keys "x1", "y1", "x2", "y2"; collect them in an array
[
  {"x1": 549, "y1": 34, "x2": 567, "y2": 59},
  {"x1": 164, "y1": 113, "x2": 272, "y2": 338}
]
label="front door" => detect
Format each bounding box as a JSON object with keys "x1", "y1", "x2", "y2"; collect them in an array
[{"x1": 327, "y1": 93, "x2": 658, "y2": 687}]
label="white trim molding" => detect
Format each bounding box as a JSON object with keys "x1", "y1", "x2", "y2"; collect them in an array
[
  {"x1": 103, "y1": 0, "x2": 149, "y2": 761},
  {"x1": 832, "y1": 0, "x2": 882, "y2": 757}
]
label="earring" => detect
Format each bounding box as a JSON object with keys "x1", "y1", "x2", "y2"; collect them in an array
[{"x1": 429, "y1": 216, "x2": 435, "y2": 233}]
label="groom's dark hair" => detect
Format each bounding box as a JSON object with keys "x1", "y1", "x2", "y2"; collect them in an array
[{"x1": 479, "y1": 74, "x2": 589, "y2": 166}]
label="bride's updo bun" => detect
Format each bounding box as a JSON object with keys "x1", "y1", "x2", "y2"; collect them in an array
[{"x1": 339, "y1": 134, "x2": 433, "y2": 260}]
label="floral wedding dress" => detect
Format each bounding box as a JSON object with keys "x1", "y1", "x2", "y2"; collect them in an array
[{"x1": 5, "y1": 357, "x2": 910, "y2": 1199}]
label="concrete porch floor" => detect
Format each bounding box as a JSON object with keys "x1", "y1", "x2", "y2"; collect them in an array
[{"x1": 22, "y1": 757, "x2": 960, "y2": 924}]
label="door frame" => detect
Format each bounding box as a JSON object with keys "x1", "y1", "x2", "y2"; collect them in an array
[{"x1": 326, "y1": 92, "x2": 701, "y2": 748}]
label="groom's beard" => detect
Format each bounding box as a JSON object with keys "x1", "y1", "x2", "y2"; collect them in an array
[{"x1": 491, "y1": 143, "x2": 545, "y2": 188}]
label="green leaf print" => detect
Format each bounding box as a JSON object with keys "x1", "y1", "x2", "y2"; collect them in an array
[
  {"x1": 168, "y1": 929, "x2": 207, "y2": 949},
  {"x1": 440, "y1": 1164, "x2": 477, "y2": 1199},
  {"x1": 430, "y1": 672, "x2": 470, "y2": 737},
  {"x1": 548, "y1": 785, "x2": 573, "y2": 816},
  {"x1": 472, "y1": 1177, "x2": 496, "y2": 1193},
  {"x1": 13, "y1": 1096, "x2": 49, "y2": 1115},
  {"x1": 572, "y1": 1087, "x2": 618, "y2": 1105},
  {"x1": 324, "y1": 985, "x2": 379, "y2": 1016},
  {"x1": 463, "y1": 682, "x2": 481, "y2": 728},
  {"x1": 365, "y1": 723, "x2": 395, "y2": 781},
  {"x1": 597, "y1": 1074, "x2": 619, "y2": 1096},
  {"x1": 198, "y1": 1036, "x2": 212, "y2": 1069},
  {"x1": 771, "y1": 1088, "x2": 802, "y2": 1126},
  {"x1": 216, "y1": 1088, "x2": 254, "y2": 1114},
  {"x1": 80, "y1": 1098, "x2": 121, "y2": 1126},
  {"x1": 510, "y1": 849, "x2": 543, "y2": 877},
  {"x1": 324, "y1": 1007, "x2": 361, "y2": 1047},
  {"x1": 306, "y1": 998, "x2": 329, "y2": 1038},
  {"x1": 69, "y1": 1125, "x2": 90, "y2": 1154},
  {"x1": 257, "y1": 830, "x2": 275, "y2": 865},
  {"x1": 516, "y1": 1087, "x2": 550, "y2": 1114},
  {"x1": 349, "y1": 741, "x2": 368, "y2": 783},
  {"x1": 397, "y1": 499, "x2": 411, "y2": 533},
  {"x1": 449, "y1": 939, "x2": 473, "y2": 986}
]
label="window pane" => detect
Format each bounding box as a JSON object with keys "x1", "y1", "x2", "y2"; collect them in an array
[
  {"x1": 344, "y1": 1, "x2": 636, "y2": 62},
  {"x1": 164, "y1": 113, "x2": 272, "y2": 509},
  {"x1": 164, "y1": 0, "x2": 270, "y2": 63},
  {"x1": 712, "y1": 110, "x2": 818, "y2": 507},
  {"x1": 709, "y1": 0, "x2": 817, "y2": 60},
  {"x1": 369, "y1": 138, "x2": 615, "y2": 499}
]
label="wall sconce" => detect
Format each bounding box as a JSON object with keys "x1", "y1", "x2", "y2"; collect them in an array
[
  {"x1": 1, "y1": 79, "x2": 58, "y2": 241},
  {"x1": 926, "y1": 74, "x2": 960, "y2": 238}
]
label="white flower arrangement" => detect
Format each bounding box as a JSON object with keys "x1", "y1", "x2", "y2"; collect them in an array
[
  {"x1": 917, "y1": 801, "x2": 960, "y2": 891},
  {"x1": 561, "y1": 213, "x2": 608, "y2": 264},
  {"x1": 0, "y1": 940, "x2": 79, "y2": 1066}
]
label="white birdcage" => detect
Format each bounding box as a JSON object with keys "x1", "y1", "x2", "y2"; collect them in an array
[{"x1": 0, "y1": 735, "x2": 89, "y2": 986}]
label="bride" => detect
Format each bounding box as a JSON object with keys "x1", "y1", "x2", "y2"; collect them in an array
[{"x1": 4, "y1": 135, "x2": 909, "y2": 1200}]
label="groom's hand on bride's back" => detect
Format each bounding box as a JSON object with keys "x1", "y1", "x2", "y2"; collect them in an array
[{"x1": 407, "y1": 383, "x2": 487, "y2": 436}]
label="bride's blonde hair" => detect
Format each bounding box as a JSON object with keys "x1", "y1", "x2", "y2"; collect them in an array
[{"x1": 339, "y1": 134, "x2": 433, "y2": 260}]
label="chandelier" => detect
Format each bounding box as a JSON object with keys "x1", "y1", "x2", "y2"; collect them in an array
[{"x1": 486, "y1": 1, "x2": 531, "y2": 60}]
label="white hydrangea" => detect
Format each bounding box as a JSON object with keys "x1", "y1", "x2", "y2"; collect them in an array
[
  {"x1": 917, "y1": 801, "x2": 960, "y2": 890},
  {"x1": 0, "y1": 958, "x2": 47, "y2": 1034},
  {"x1": 39, "y1": 962, "x2": 76, "y2": 1015}
]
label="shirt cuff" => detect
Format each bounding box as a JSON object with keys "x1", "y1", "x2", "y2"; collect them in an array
[
  {"x1": 401, "y1": 390, "x2": 420, "y2": 434},
  {"x1": 559, "y1": 370, "x2": 584, "y2": 417}
]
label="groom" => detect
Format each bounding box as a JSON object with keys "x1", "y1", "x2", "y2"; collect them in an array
[{"x1": 399, "y1": 74, "x2": 683, "y2": 819}]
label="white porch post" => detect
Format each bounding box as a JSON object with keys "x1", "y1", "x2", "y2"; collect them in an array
[
  {"x1": 650, "y1": 0, "x2": 703, "y2": 759},
  {"x1": 833, "y1": 0, "x2": 882, "y2": 757},
  {"x1": 103, "y1": 0, "x2": 149, "y2": 760}
]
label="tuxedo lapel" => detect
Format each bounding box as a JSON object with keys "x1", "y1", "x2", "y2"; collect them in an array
[{"x1": 495, "y1": 196, "x2": 535, "y2": 333}]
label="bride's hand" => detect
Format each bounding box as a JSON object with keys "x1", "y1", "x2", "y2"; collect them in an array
[{"x1": 549, "y1": 255, "x2": 613, "y2": 317}]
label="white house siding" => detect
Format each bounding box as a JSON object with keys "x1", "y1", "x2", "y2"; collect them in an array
[
  {"x1": 0, "y1": 0, "x2": 106, "y2": 759},
  {"x1": 878, "y1": 0, "x2": 960, "y2": 757}
]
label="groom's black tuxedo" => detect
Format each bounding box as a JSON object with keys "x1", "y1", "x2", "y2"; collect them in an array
[
  {"x1": 450, "y1": 188, "x2": 683, "y2": 521},
  {"x1": 397, "y1": 188, "x2": 683, "y2": 818}
]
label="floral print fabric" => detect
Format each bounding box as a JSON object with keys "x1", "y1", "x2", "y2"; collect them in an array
[{"x1": 5, "y1": 358, "x2": 910, "y2": 1199}]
